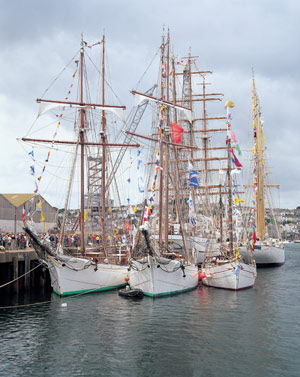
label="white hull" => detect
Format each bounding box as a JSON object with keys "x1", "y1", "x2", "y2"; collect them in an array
[
  {"x1": 201, "y1": 260, "x2": 256, "y2": 290},
  {"x1": 46, "y1": 256, "x2": 128, "y2": 296},
  {"x1": 129, "y1": 256, "x2": 199, "y2": 297},
  {"x1": 239, "y1": 244, "x2": 285, "y2": 267}
]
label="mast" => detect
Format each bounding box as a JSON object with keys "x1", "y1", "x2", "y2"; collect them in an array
[
  {"x1": 100, "y1": 34, "x2": 108, "y2": 254},
  {"x1": 252, "y1": 74, "x2": 266, "y2": 240},
  {"x1": 171, "y1": 55, "x2": 189, "y2": 261},
  {"x1": 80, "y1": 35, "x2": 86, "y2": 254},
  {"x1": 158, "y1": 31, "x2": 165, "y2": 244},
  {"x1": 163, "y1": 29, "x2": 170, "y2": 247},
  {"x1": 225, "y1": 103, "x2": 234, "y2": 254}
]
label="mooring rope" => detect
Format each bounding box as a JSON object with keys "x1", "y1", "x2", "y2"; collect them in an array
[{"x1": 0, "y1": 262, "x2": 44, "y2": 289}]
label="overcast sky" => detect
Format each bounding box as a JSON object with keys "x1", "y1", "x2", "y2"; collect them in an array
[{"x1": 0, "y1": 0, "x2": 299, "y2": 209}]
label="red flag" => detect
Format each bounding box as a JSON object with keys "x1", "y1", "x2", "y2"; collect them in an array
[
  {"x1": 230, "y1": 147, "x2": 243, "y2": 168},
  {"x1": 252, "y1": 231, "x2": 256, "y2": 245},
  {"x1": 21, "y1": 205, "x2": 26, "y2": 224},
  {"x1": 125, "y1": 219, "x2": 130, "y2": 233},
  {"x1": 170, "y1": 122, "x2": 184, "y2": 144}
]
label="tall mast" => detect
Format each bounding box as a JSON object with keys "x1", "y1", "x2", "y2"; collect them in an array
[
  {"x1": 100, "y1": 34, "x2": 108, "y2": 254},
  {"x1": 158, "y1": 31, "x2": 165, "y2": 244},
  {"x1": 80, "y1": 34, "x2": 85, "y2": 254},
  {"x1": 163, "y1": 29, "x2": 170, "y2": 247},
  {"x1": 225, "y1": 104, "x2": 233, "y2": 254},
  {"x1": 252, "y1": 74, "x2": 266, "y2": 239},
  {"x1": 171, "y1": 56, "x2": 189, "y2": 261}
]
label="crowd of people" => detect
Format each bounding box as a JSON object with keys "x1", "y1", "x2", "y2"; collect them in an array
[
  {"x1": 0, "y1": 232, "x2": 129, "y2": 251},
  {"x1": 0, "y1": 233, "x2": 30, "y2": 250}
]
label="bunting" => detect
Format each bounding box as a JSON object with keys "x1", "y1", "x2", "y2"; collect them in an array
[{"x1": 29, "y1": 60, "x2": 79, "y2": 194}]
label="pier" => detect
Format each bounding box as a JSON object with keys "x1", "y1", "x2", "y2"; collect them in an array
[{"x1": 0, "y1": 249, "x2": 50, "y2": 294}]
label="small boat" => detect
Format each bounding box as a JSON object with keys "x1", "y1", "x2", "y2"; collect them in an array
[{"x1": 119, "y1": 285, "x2": 144, "y2": 298}]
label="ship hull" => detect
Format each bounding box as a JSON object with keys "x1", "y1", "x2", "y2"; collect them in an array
[
  {"x1": 201, "y1": 261, "x2": 256, "y2": 290},
  {"x1": 239, "y1": 244, "x2": 285, "y2": 267},
  {"x1": 46, "y1": 256, "x2": 128, "y2": 296},
  {"x1": 129, "y1": 256, "x2": 199, "y2": 297}
]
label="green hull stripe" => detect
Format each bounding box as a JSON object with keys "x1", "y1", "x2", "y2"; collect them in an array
[
  {"x1": 142, "y1": 284, "x2": 198, "y2": 298},
  {"x1": 53, "y1": 283, "x2": 126, "y2": 297}
]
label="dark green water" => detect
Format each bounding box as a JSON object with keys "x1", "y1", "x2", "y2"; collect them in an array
[{"x1": 0, "y1": 244, "x2": 299, "y2": 377}]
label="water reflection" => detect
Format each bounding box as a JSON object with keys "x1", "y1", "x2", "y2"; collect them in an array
[{"x1": 0, "y1": 245, "x2": 299, "y2": 376}]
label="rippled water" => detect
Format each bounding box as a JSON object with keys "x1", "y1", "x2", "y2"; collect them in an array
[{"x1": 0, "y1": 244, "x2": 299, "y2": 377}]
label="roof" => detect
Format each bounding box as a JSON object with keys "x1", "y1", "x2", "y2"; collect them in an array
[{"x1": 1, "y1": 194, "x2": 36, "y2": 208}]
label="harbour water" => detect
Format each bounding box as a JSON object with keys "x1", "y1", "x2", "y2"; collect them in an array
[{"x1": 0, "y1": 243, "x2": 299, "y2": 377}]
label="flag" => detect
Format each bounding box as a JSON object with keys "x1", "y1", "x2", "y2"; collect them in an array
[
  {"x1": 28, "y1": 150, "x2": 34, "y2": 157},
  {"x1": 84, "y1": 211, "x2": 88, "y2": 223},
  {"x1": 125, "y1": 219, "x2": 130, "y2": 233},
  {"x1": 234, "y1": 198, "x2": 246, "y2": 206},
  {"x1": 230, "y1": 148, "x2": 243, "y2": 168},
  {"x1": 37, "y1": 200, "x2": 42, "y2": 209},
  {"x1": 30, "y1": 165, "x2": 35, "y2": 175},
  {"x1": 170, "y1": 122, "x2": 184, "y2": 144},
  {"x1": 21, "y1": 205, "x2": 26, "y2": 224},
  {"x1": 189, "y1": 169, "x2": 199, "y2": 187},
  {"x1": 188, "y1": 192, "x2": 197, "y2": 226},
  {"x1": 252, "y1": 231, "x2": 256, "y2": 244},
  {"x1": 40, "y1": 211, "x2": 45, "y2": 222},
  {"x1": 233, "y1": 265, "x2": 240, "y2": 276},
  {"x1": 225, "y1": 100, "x2": 235, "y2": 109},
  {"x1": 235, "y1": 245, "x2": 239, "y2": 260}
]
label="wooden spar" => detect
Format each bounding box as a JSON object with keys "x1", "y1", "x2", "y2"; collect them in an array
[
  {"x1": 164, "y1": 29, "x2": 170, "y2": 247},
  {"x1": 147, "y1": 157, "x2": 227, "y2": 165},
  {"x1": 101, "y1": 34, "x2": 108, "y2": 256},
  {"x1": 202, "y1": 75, "x2": 210, "y2": 212},
  {"x1": 174, "y1": 70, "x2": 212, "y2": 76},
  {"x1": 193, "y1": 117, "x2": 227, "y2": 121},
  {"x1": 158, "y1": 33, "x2": 165, "y2": 244},
  {"x1": 191, "y1": 128, "x2": 228, "y2": 133},
  {"x1": 244, "y1": 184, "x2": 280, "y2": 188},
  {"x1": 80, "y1": 37, "x2": 85, "y2": 254},
  {"x1": 193, "y1": 93, "x2": 224, "y2": 97},
  {"x1": 21, "y1": 137, "x2": 140, "y2": 147},
  {"x1": 123, "y1": 131, "x2": 198, "y2": 149},
  {"x1": 171, "y1": 55, "x2": 188, "y2": 260},
  {"x1": 175, "y1": 98, "x2": 222, "y2": 102},
  {"x1": 219, "y1": 184, "x2": 223, "y2": 243},
  {"x1": 226, "y1": 105, "x2": 234, "y2": 255},
  {"x1": 36, "y1": 98, "x2": 125, "y2": 109},
  {"x1": 253, "y1": 75, "x2": 266, "y2": 240},
  {"x1": 150, "y1": 184, "x2": 232, "y2": 191},
  {"x1": 166, "y1": 191, "x2": 244, "y2": 198},
  {"x1": 152, "y1": 128, "x2": 227, "y2": 135},
  {"x1": 131, "y1": 90, "x2": 191, "y2": 113}
]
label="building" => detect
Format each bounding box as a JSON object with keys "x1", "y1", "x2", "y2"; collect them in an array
[{"x1": 0, "y1": 194, "x2": 57, "y2": 233}]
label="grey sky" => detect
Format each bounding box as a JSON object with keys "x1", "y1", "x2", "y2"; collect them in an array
[{"x1": 0, "y1": 0, "x2": 299, "y2": 208}]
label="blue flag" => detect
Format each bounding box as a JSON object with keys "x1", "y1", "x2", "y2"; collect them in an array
[{"x1": 189, "y1": 169, "x2": 199, "y2": 187}]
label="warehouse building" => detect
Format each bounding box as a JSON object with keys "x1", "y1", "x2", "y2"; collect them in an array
[{"x1": 0, "y1": 194, "x2": 57, "y2": 233}]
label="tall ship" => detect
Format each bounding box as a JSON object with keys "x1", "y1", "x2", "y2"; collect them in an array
[
  {"x1": 22, "y1": 35, "x2": 139, "y2": 296},
  {"x1": 126, "y1": 31, "x2": 199, "y2": 297},
  {"x1": 240, "y1": 74, "x2": 285, "y2": 267},
  {"x1": 200, "y1": 100, "x2": 257, "y2": 290}
]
